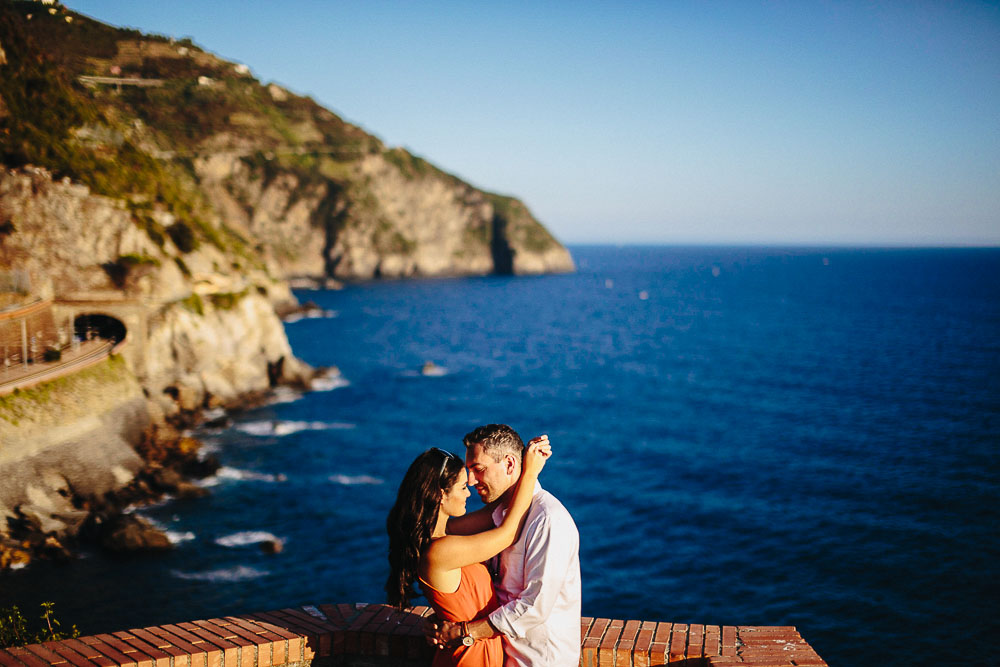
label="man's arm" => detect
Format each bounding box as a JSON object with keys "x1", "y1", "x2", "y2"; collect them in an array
[
  {"x1": 487, "y1": 509, "x2": 578, "y2": 639},
  {"x1": 423, "y1": 615, "x2": 500, "y2": 648}
]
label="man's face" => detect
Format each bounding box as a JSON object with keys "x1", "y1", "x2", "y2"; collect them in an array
[{"x1": 465, "y1": 442, "x2": 515, "y2": 504}]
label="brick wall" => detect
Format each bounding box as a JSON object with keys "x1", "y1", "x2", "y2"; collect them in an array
[{"x1": 0, "y1": 604, "x2": 827, "y2": 667}]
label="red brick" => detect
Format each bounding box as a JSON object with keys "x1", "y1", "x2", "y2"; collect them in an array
[
  {"x1": 704, "y1": 625, "x2": 721, "y2": 656},
  {"x1": 633, "y1": 621, "x2": 656, "y2": 667},
  {"x1": 271, "y1": 610, "x2": 332, "y2": 656},
  {"x1": 241, "y1": 612, "x2": 304, "y2": 664},
  {"x1": 615, "y1": 642, "x2": 633, "y2": 667},
  {"x1": 192, "y1": 620, "x2": 259, "y2": 666},
  {"x1": 130, "y1": 629, "x2": 190, "y2": 667},
  {"x1": 722, "y1": 626, "x2": 737, "y2": 648},
  {"x1": 588, "y1": 617, "x2": 610, "y2": 643},
  {"x1": 310, "y1": 605, "x2": 341, "y2": 628},
  {"x1": 144, "y1": 627, "x2": 212, "y2": 667},
  {"x1": 43, "y1": 641, "x2": 97, "y2": 667},
  {"x1": 687, "y1": 623, "x2": 705, "y2": 658},
  {"x1": 343, "y1": 604, "x2": 382, "y2": 655},
  {"x1": 175, "y1": 623, "x2": 240, "y2": 667},
  {"x1": 0, "y1": 650, "x2": 26, "y2": 667},
  {"x1": 22, "y1": 645, "x2": 63, "y2": 667},
  {"x1": 598, "y1": 620, "x2": 623, "y2": 667},
  {"x1": 94, "y1": 634, "x2": 150, "y2": 667},
  {"x1": 109, "y1": 633, "x2": 169, "y2": 667},
  {"x1": 668, "y1": 628, "x2": 687, "y2": 661},
  {"x1": 241, "y1": 615, "x2": 303, "y2": 642},
  {"x1": 652, "y1": 622, "x2": 671, "y2": 644},
  {"x1": 259, "y1": 621, "x2": 304, "y2": 662},
  {"x1": 157, "y1": 623, "x2": 223, "y2": 667},
  {"x1": 580, "y1": 617, "x2": 594, "y2": 642},
  {"x1": 59, "y1": 640, "x2": 116, "y2": 667},
  {"x1": 273, "y1": 609, "x2": 334, "y2": 636},
  {"x1": 370, "y1": 613, "x2": 400, "y2": 657},
  {"x1": 648, "y1": 641, "x2": 668, "y2": 663},
  {"x1": 76, "y1": 636, "x2": 138, "y2": 667},
  {"x1": 335, "y1": 604, "x2": 359, "y2": 625},
  {"x1": 581, "y1": 638, "x2": 600, "y2": 667},
  {"x1": 209, "y1": 619, "x2": 272, "y2": 667},
  {"x1": 4, "y1": 647, "x2": 50, "y2": 667},
  {"x1": 225, "y1": 616, "x2": 285, "y2": 643}
]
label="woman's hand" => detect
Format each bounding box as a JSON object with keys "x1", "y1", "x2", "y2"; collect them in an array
[{"x1": 523, "y1": 434, "x2": 552, "y2": 477}]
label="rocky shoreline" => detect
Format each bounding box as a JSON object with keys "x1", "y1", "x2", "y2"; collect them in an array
[{"x1": 0, "y1": 362, "x2": 331, "y2": 571}]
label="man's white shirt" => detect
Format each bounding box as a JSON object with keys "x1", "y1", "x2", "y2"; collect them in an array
[{"x1": 487, "y1": 482, "x2": 582, "y2": 667}]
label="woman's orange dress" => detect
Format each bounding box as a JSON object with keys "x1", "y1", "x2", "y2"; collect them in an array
[{"x1": 421, "y1": 563, "x2": 503, "y2": 667}]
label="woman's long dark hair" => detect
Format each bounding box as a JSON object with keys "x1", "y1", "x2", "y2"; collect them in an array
[{"x1": 386, "y1": 448, "x2": 465, "y2": 610}]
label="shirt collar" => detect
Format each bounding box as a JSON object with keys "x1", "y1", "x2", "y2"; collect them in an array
[{"x1": 492, "y1": 480, "x2": 542, "y2": 524}]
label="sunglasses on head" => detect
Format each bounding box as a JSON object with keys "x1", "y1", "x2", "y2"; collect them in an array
[{"x1": 430, "y1": 447, "x2": 460, "y2": 479}]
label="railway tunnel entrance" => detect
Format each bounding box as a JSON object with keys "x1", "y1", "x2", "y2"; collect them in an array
[{"x1": 73, "y1": 314, "x2": 127, "y2": 344}]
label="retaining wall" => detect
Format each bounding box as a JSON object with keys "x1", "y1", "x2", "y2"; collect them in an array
[{"x1": 0, "y1": 603, "x2": 827, "y2": 666}]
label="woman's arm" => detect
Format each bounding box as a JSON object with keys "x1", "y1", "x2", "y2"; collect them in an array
[{"x1": 426, "y1": 436, "x2": 550, "y2": 572}]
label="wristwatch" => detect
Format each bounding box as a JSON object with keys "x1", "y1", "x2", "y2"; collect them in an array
[{"x1": 460, "y1": 621, "x2": 474, "y2": 647}]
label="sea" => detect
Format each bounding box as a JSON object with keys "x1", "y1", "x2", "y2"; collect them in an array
[{"x1": 3, "y1": 246, "x2": 999, "y2": 666}]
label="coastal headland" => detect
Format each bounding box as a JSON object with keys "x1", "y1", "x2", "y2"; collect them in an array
[{"x1": 0, "y1": 1, "x2": 573, "y2": 568}]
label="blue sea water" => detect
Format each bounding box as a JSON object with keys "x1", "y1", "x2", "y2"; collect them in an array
[{"x1": 3, "y1": 246, "x2": 999, "y2": 666}]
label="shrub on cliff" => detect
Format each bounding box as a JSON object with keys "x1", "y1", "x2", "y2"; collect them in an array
[{"x1": 0, "y1": 602, "x2": 79, "y2": 648}]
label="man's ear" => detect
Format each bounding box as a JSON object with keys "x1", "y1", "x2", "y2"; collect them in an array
[{"x1": 505, "y1": 454, "x2": 517, "y2": 475}]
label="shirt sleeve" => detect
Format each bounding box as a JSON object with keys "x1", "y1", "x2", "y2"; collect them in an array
[{"x1": 487, "y1": 510, "x2": 578, "y2": 639}]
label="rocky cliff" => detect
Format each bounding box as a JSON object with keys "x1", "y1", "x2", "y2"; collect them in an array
[
  {"x1": 0, "y1": 3, "x2": 573, "y2": 285},
  {"x1": 0, "y1": 165, "x2": 311, "y2": 408},
  {"x1": 0, "y1": 1, "x2": 573, "y2": 567}
]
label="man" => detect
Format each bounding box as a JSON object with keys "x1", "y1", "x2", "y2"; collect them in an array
[{"x1": 427, "y1": 424, "x2": 582, "y2": 666}]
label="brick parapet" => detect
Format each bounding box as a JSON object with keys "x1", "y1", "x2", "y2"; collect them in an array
[{"x1": 0, "y1": 605, "x2": 826, "y2": 666}]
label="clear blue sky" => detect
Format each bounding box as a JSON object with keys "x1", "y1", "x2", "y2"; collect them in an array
[{"x1": 67, "y1": 1, "x2": 1000, "y2": 246}]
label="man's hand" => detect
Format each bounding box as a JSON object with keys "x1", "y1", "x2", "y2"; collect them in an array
[{"x1": 422, "y1": 614, "x2": 461, "y2": 649}]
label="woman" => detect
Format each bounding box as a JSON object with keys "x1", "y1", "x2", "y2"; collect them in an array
[{"x1": 386, "y1": 438, "x2": 550, "y2": 666}]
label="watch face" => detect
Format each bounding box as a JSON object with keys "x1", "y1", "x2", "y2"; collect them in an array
[{"x1": 462, "y1": 636, "x2": 475, "y2": 646}]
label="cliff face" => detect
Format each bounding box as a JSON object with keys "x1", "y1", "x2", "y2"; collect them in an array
[
  {"x1": 0, "y1": 356, "x2": 148, "y2": 547},
  {"x1": 0, "y1": 3, "x2": 573, "y2": 286},
  {"x1": 0, "y1": 165, "x2": 309, "y2": 410},
  {"x1": 196, "y1": 150, "x2": 574, "y2": 280}
]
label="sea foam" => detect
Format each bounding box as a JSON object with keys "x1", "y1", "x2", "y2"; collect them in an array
[
  {"x1": 215, "y1": 531, "x2": 282, "y2": 548},
  {"x1": 235, "y1": 420, "x2": 355, "y2": 437},
  {"x1": 171, "y1": 566, "x2": 269, "y2": 582},
  {"x1": 329, "y1": 474, "x2": 383, "y2": 486}
]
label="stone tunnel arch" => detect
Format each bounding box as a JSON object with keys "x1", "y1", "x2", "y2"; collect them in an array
[{"x1": 74, "y1": 313, "x2": 127, "y2": 344}]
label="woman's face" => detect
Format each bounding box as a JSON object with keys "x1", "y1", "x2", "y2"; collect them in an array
[{"x1": 439, "y1": 468, "x2": 471, "y2": 517}]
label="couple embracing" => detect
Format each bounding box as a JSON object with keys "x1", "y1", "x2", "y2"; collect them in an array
[{"x1": 386, "y1": 424, "x2": 581, "y2": 666}]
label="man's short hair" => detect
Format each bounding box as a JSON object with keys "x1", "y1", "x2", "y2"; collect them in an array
[{"x1": 463, "y1": 423, "x2": 524, "y2": 463}]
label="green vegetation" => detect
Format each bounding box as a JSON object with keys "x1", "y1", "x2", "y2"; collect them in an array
[
  {"x1": 384, "y1": 147, "x2": 463, "y2": 187},
  {"x1": 131, "y1": 208, "x2": 167, "y2": 248},
  {"x1": 209, "y1": 288, "x2": 248, "y2": 311},
  {"x1": 374, "y1": 221, "x2": 416, "y2": 255},
  {"x1": 487, "y1": 193, "x2": 557, "y2": 252},
  {"x1": 0, "y1": 355, "x2": 128, "y2": 427},
  {"x1": 178, "y1": 293, "x2": 205, "y2": 316},
  {"x1": 0, "y1": 1, "x2": 566, "y2": 283},
  {"x1": 0, "y1": 602, "x2": 79, "y2": 648}
]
